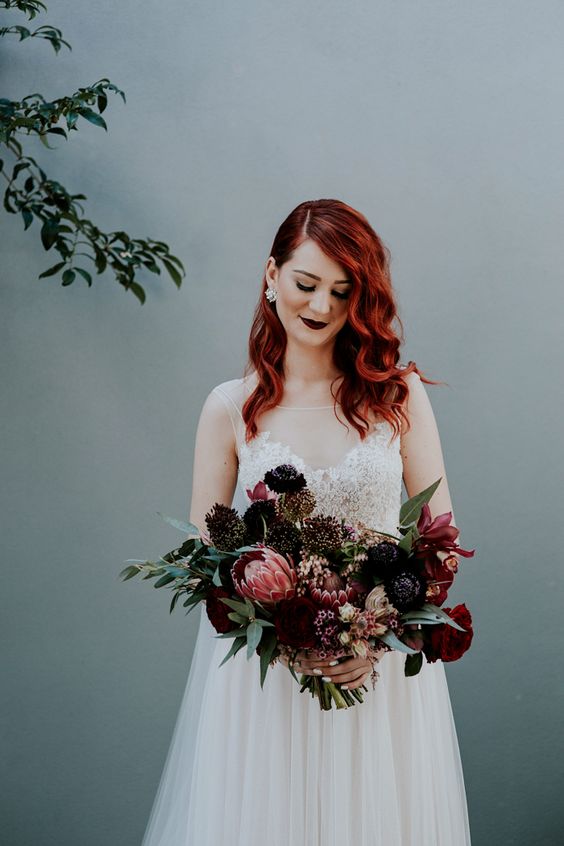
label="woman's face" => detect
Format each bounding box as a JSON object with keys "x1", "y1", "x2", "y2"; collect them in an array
[{"x1": 265, "y1": 239, "x2": 352, "y2": 346}]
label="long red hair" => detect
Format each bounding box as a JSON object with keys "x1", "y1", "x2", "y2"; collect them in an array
[{"x1": 242, "y1": 199, "x2": 443, "y2": 442}]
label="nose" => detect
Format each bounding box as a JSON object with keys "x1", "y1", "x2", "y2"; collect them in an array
[{"x1": 309, "y1": 290, "x2": 331, "y2": 316}]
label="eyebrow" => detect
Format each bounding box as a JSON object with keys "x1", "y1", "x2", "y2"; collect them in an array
[{"x1": 292, "y1": 268, "x2": 352, "y2": 285}]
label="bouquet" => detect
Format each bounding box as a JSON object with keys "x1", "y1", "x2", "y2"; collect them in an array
[{"x1": 120, "y1": 464, "x2": 475, "y2": 710}]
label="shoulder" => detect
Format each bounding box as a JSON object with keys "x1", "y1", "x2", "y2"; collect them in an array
[{"x1": 398, "y1": 367, "x2": 430, "y2": 436}]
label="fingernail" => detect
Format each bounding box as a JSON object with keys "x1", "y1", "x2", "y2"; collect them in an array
[
  {"x1": 322, "y1": 676, "x2": 332, "y2": 682},
  {"x1": 329, "y1": 660, "x2": 339, "y2": 666},
  {"x1": 313, "y1": 668, "x2": 323, "y2": 675},
  {"x1": 341, "y1": 684, "x2": 349, "y2": 690}
]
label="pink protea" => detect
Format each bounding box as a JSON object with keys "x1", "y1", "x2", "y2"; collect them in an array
[
  {"x1": 231, "y1": 544, "x2": 296, "y2": 605},
  {"x1": 308, "y1": 576, "x2": 359, "y2": 612}
]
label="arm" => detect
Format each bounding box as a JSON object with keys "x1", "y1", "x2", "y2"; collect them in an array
[
  {"x1": 400, "y1": 371, "x2": 459, "y2": 559},
  {"x1": 188, "y1": 389, "x2": 239, "y2": 536}
]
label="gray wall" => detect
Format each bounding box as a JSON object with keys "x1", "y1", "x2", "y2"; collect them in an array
[{"x1": 1, "y1": 1, "x2": 563, "y2": 844}]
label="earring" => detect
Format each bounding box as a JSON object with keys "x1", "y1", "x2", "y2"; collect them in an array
[{"x1": 265, "y1": 287, "x2": 277, "y2": 302}]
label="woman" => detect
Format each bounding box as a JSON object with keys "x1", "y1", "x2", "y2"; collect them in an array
[{"x1": 141, "y1": 199, "x2": 472, "y2": 845}]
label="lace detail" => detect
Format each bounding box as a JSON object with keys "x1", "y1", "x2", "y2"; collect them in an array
[
  {"x1": 237, "y1": 426, "x2": 403, "y2": 535},
  {"x1": 211, "y1": 377, "x2": 404, "y2": 536}
]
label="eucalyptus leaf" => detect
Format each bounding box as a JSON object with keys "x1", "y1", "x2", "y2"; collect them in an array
[
  {"x1": 153, "y1": 572, "x2": 176, "y2": 588},
  {"x1": 227, "y1": 611, "x2": 249, "y2": 625},
  {"x1": 259, "y1": 631, "x2": 278, "y2": 688},
  {"x1": 218, "y1": 636, "x2": 246, "y2": 667},
  {"x1": 156, "y1": 513, "x2": 201, "y2": 536},
  {"x1": 399, "y1": 478, "x2": 442, "y2": 528},
  {"x1": 219, "y1": 597, "x2": 250, "y2": 615},
  {"x1": 246, "y1": 620, "x2": 263, "y2": 659},
  {"x1": 379, "y1": 629, "x2": 418, "y2": 655},
  {"x1": 214, "y1": 627, "x2": 247, "y2": 639}
]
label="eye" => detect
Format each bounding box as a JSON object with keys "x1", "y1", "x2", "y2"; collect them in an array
[{"x1": 295, "y1": 281, "x2": 350, "y2": 300}]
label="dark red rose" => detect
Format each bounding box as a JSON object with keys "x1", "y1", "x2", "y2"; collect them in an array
[
  {"x1": 205, "y1": 587, "x2": 237, "y2": 634},
  {"x1": 273, "y1": 596, "x2": 318, "y2": 648},
  {"x1": 423, "y1": 603, "x2": 473, "y2": 663}
]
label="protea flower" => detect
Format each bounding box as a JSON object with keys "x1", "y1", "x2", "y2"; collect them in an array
[
  {"x1": 231, "y1": 544, "x2": 297, "y2": 605},
  {"x1": 308, "y1": 573, "x2": 359, "y2": 611}
]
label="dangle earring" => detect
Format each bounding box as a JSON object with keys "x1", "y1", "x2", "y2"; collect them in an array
[{"x1": 265, "y1": 286, "x2": 277, "y2": 303}]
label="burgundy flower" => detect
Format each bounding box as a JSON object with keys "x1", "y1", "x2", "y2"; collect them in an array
[
  {"x1": 415, "y1": 504, "x2": 475, "y2": 563},
  {"x1": 423, "y1": 603, "x2": 474, "y2": 663},
  {"x1": 273, "y1": 596, "x2": 319, "y2": 648},
  {"x1": 205, "y1": 587, "x2": 237, "y2": 634}
]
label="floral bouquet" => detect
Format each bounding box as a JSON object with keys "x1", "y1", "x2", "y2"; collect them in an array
[{"x1": 120, "y1": 464, "x2": 475, "y2": 710}]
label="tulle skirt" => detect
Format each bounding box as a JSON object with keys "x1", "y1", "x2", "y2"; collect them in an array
[{"x1": 141, "y1": 604, "x2": 471, "y2": 846}]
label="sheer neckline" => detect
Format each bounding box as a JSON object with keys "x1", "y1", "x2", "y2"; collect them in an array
[
  {"x1": 241, "y1": 422, "x2": 391, "y2": 476},
  {"x1": 275, "y1": 404, "x2": 336, "y2": 410}
]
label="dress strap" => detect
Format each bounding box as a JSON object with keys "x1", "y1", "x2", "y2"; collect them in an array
[{"x1": 212, "y1": 383, "x2": 245, "y2": 455}]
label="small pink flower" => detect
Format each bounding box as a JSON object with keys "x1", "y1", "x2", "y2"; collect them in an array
[{"x1": 246, "y1": 481, "x2": 278, "y2": 502}]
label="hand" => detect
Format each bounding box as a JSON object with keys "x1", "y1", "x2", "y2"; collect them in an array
[{"x1": 279, "y1": 650, "x2": 373, "y2": 690}]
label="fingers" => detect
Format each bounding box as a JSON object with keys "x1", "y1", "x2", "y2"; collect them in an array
[{"x1": 282, "y1": 653, "x2": 373, "y2": 687}]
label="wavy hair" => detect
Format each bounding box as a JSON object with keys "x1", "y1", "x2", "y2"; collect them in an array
[{"x1": 242, "y1": 199, "x2": 443, "y2": 443}]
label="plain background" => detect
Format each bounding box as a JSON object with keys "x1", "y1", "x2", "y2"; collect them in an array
[{"x1": 1, "y1": 1, "x2": 563, "y2": 844}]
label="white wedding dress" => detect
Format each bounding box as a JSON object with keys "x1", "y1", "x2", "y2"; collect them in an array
[{"x1": 141, "y1": 376, "x2": 471, "y2": 846}]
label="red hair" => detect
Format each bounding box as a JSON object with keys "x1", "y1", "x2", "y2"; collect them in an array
[{"x1": 242, "y1": 199, "x2": 443, "y2": 442}]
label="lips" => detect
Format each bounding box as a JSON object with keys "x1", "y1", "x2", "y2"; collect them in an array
[{"x1": 300, "y1": 316, "x2": 328, "y2": 330}]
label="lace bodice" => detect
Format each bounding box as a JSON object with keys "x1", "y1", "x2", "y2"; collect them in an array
[{"x1": 212, "y1": 377, "x2": 404, "y2": 535}]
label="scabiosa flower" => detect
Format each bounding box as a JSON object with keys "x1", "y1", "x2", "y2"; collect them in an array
[
  {"x1": 279, "y1": 487, "x2": 316, "y2": 521},
  {"x1": 204, "y1": 503, "x2": 246, "y2": 551},
  {"x1": 242, "y1": 498, "x2": 278, "y2": 541},
  {"x1": 264, "y1": 464, "x2": 307, "y2": 494},
  {"x1": 384, "y1": 568, "x2": 427, "y2": 612},
  {"x1": 266, "y1": 518, "x2": 301, "y2": 556},
  {"x1": 365, "y1": 540, "x2": 407, "y2": 580},
  {"x1": 301, "y1": 514, "x2": 345, "y2": 554}
]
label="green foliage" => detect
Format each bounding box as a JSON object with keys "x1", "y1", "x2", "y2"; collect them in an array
[{"x1": 0, "y1": 1, "x2": 185, "y2": 303}]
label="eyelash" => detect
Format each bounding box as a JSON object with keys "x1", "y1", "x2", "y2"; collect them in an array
[{"x1": 295, "y1": 281, "x2": 350, "y2": 300}]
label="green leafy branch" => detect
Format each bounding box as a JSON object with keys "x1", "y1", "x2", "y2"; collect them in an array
[
  {"x1": 0, "y1": 1, "x2": 69, "y2": 52},
  {"x1": 1, "y1": 1, "x2": 185, "y2": 303}
]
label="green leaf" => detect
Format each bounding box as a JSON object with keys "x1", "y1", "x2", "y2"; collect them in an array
[
  {"x1": 404, "y1": 652, "x2": 423, "y2": 677},
  {"x1": 218, "y1": 597, "x2": 250, "y2": 616},
  {"x1": 218, "y1": 636, "x2": 246, "y2": 667},
  {"x1": 153, "y1": 572, "x2": 176, "y2": 588},
  {"x1": 419, "y1": 603, "x2": 467, "y2": 632},
  {"x1": 38, "y1": 261, "x2": 66, "y2": 279},
  {"x1": 79, "y1": 109, "x2": 107, "y2": 130},
  {"x1": 258, "y1": 631, "x2": 278, "y2": 688},
  {"x1": 74, "y1": 267, "x2": 92, "y2": 287},
  {"x1": 212, "y1": 567, "x2": 223, "y2": 587},
  {"x1": 118, "y1": 564, "x2": 140, "y2": 581},
  {"x1": 156, "y1": 513, "x2": 201, "y2": 535},
  {"x1": 125, "y1": 280, "x2": 146, "y2": 304},
  {"x1": 21, "y1": 209, "x2": 33, "y2": 230},
  {"x1": 162, "y1": 258, "x2": 183, "y2": 288},
  {"x1": 379, "y1": 629, "x2": 419, "y2": 655},
  {"x1": 61, "y1": 269, "x2": 75, "y2": 286},
  {"x1": 399, "y1": 478, "x2": 442, "y2": 527},
  {"x1": 246, "y1": 620, "x2": 263, "y2": 659},
  {"x1": 227, "y1": 611, "x2": 249, "y2": 625},
  {"x1": 40, "y1": 218, "x2": 59, "y2": 250},
  {"x1": 214, "y1": 626, "x2": 248, "y2": 639}
]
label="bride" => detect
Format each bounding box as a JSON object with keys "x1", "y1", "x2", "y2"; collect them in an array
[{"x1": 141, "y1": 198, "x2": 472, "y2": 845}]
